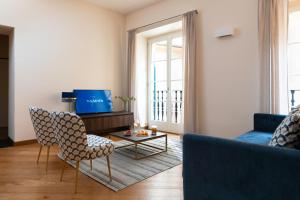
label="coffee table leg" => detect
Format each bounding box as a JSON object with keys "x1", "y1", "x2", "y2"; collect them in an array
[
  {"x1": 135, "y1": 143, "x2": 138, "y2": 159},
  {"x1": 165, "y1": 135, "x2": 168, "y2": 151}
]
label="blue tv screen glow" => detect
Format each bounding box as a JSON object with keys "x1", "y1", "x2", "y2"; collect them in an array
[{"x1": 74, "y1": 90, "x2": 112, "y2": 114}]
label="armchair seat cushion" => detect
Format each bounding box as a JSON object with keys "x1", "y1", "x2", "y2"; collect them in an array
[
  {"x1": 235, "y1": 131, "x2": 273, "y2": 145},
  {"x1": 86, "y1": 135, "x2": 114, "y2": 159}
]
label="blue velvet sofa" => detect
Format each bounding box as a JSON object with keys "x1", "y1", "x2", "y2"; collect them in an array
[{"x1": 183, "y1": 113, "x2": 300, "y2": 200}]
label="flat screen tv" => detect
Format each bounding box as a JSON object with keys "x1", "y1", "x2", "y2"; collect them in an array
[{"x1": 73, "y1": 90, "x2": 112, "y2": 115}]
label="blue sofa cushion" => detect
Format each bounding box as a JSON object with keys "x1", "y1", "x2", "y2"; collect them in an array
[
  {"x1": 254, "y1": 113, "x2": 285, "y2": 132},
  {"x1": 236, "y1": 131, "x2": 273, "y2": 145}
]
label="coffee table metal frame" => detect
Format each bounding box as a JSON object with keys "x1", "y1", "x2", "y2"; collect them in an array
[{"x1": 109, "y1": 132, "x2": 168, "y2": 160}]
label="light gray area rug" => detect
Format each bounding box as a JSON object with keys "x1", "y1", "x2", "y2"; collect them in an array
[{"x1": 64, "y1": 138, "x2": 182, "y2": 192}]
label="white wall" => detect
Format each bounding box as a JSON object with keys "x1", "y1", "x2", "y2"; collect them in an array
[
  {"x1": 126, "y1": 0, "x2": 261, "y2": 138},
  {"x1": 0, "y1": 0, "x2": 126, "y2": 142}
]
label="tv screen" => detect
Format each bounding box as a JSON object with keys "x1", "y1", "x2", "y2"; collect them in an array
[{"x1": 74, "y1": 90, "x2": 112, "y2": 114}]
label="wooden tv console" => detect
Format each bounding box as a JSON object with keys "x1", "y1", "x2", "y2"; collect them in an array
[{"x1": 80, "y1": 112, "x2": 134, "y2": 135}]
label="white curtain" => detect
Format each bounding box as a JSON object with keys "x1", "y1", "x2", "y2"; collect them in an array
[
  {"x1": 183, "y1": 11, "x2": 199, "y2": 133},
  {"x1": 259, "y1": 0, "x2": 289, "y2": 114},
  {"x1": 127, "y1": 30, "x2": 136, "y2": 113},
  {"x1": 134, "y1": 34, "x2": 148, "y2": 127},
  {"x1": 127, "y1": 30, "x2": 148, "y2": 127}
]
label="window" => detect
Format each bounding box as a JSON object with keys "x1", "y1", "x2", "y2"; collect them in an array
[
  {"x1": 148, "y1": 32, "x2": 184, "y2": 133},
  {"x1": 288, "y1": 5, "x2": 300, "y2": 110}
]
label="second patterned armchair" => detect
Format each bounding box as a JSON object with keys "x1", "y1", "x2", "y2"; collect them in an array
[{"x1": 51, "y1": 111, "x2": 114, "y2": 193}]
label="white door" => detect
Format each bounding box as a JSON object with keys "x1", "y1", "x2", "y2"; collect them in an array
[{"x1": 148, "y1": 32, "x2": 184, "y2": 133}]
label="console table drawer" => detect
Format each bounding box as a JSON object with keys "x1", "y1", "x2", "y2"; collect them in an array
[{"x1": 81, "y1": 112, "x2": 134, "y2": 135}]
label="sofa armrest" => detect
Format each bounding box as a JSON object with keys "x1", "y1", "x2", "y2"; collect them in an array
[
  {"x1": 253, "y1": 113, "x2": 286, "y2": 132},
  {"x1": 183, "y1": 133, "x2": 300, "y2": 200}
]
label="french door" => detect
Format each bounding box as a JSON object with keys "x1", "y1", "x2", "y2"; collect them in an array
[{"x1": 148, "y1": 32, "x2": 184, "y2": 134}]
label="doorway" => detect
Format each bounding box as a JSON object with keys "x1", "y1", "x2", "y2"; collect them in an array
[
  {"x1": 0, "y1": 33, "x2": 10, "y2": 147},
  {"x1": 133, "y1": 20, "x2": 183, "y2": 134},
  {"x1": 148, "y1": 32, "x2": 184, "y2": 133}
]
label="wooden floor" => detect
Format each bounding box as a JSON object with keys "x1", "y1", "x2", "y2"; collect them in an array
[{"x1": 0, "y1": 135, "x2": 183, "y2": 200}]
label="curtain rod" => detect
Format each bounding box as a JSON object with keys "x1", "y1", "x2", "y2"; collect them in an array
[{"x1": 127, "y1": 9, "x2": 198, "y2": 32}]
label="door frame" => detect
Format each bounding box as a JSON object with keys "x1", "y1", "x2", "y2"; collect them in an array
[
  {"x1": 147, "y1": 31, "x2": 183, "y2": 134},
  {"x1": 0, "y1": 25, "x2": 14, "y2": 144}
]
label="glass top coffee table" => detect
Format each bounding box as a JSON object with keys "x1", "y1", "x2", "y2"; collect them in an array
[{"x1": 109, "y1": 131, "x2": 168, "y2": 160}]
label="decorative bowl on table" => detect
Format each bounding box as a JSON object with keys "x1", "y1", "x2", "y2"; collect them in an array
[
  {"x1": 135, "y1": 130, "x2": 149, "y2": 137},
  {"x1": 123, "y1": 130, "x2": 132, "y2": 137}
]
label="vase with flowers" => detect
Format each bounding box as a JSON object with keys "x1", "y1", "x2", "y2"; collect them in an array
[{"x1": 115, "y1": 96, "x2": 136, "y2": 112}]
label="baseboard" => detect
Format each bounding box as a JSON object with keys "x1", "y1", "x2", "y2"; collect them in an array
[{"x1": 13, "y1": 139, "x2": 37, "y2": 146}]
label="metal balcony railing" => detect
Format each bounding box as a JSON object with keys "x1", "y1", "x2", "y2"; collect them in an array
[
  {"x1": 289, "y1": 90, "x2": 300, "y2": 110},
  {"x1": 152, "y1": 90, "x2": 183, "y2": 123}
]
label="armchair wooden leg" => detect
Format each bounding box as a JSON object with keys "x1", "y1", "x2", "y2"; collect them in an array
[
  {"x1": 60, "y1": 159, "x2": 67, "y2": 182},
  {"x1": 75, "y1": 161, "x2": 80, "y2": 194},
  {"x1": 46, "y1": 146, "x2": 50, "y2": 174},
  {"x1": 37, "y1": 145, "x2": 43, "y2": 164},
  {"x1": 90, "y1": 159, "x2": 92, "y2": 171},
  {"x1": 106, "y1": 156, "x2": 112, "y2": 181}
]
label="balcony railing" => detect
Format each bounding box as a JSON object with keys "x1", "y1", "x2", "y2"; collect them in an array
[
  {"x1": 289, "y1": 90, "x2": 300, "y2": 110},
  {"x1": 152, "y1": 90, "x2": 183, "y2": 123}
]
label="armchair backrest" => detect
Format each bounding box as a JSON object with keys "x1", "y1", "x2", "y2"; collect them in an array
[
  {"x1": 52, "y1": 111, "x2": 88, "y2": 161},
  {"x1": 29, "y1": 106, "x2": 56, "y2": 146}
]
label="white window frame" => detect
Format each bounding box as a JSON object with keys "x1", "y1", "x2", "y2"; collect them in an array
[{"x1": 147, "y1": 31, "x2": 183, "y2": 134}]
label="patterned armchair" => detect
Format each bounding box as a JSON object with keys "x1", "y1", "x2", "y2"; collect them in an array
[
  {"x1": 51, "y1": 111, "x2": 114, "y2": 193},
  {"x1": 29, "y1": 106, "x2": 56, "y2": 173}
]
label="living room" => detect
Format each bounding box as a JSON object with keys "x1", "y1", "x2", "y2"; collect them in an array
[{"x1": 0, "y1": 0, "x2": 299, "y2": 199}]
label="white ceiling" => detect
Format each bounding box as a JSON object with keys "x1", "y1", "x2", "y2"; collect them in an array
[{"x1": 85, "y1": 0, "x2": 163, "y2": 14}]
